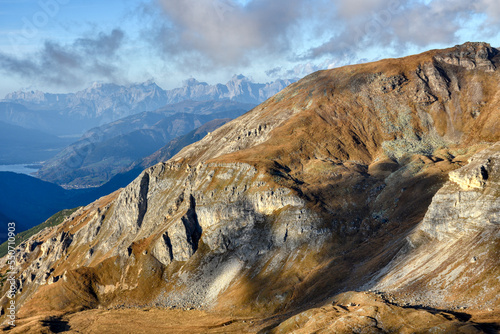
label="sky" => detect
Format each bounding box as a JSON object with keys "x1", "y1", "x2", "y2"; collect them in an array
[{"x1": 0, "y1": 0, "x2": 499, "y2": 97}]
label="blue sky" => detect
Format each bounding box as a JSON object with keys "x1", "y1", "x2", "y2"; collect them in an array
[{"x1": 0, "y1": 0, "x2": 499, "y2": 97}]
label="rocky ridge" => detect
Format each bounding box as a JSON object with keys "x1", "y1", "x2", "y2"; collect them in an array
[{"x1": 1, "y1": 42, "x2": 499, "y2": 332}]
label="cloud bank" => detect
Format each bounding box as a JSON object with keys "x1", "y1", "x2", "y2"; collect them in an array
[
  {"x1": 151, "y1": 0, "x2": 500, "y2": 65},
  {"x1": 0, "y1": 29, "x2": 125, "y2": 87},
  {"x1": 1, "y1": 0, "x2": 499, "y2": 93},
  {"x1": 148, "y1": 0, "x2": 310, "y2": 68}
]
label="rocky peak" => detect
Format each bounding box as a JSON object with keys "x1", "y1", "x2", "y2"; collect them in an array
[
  {"x1": 434, "y1": 42, "x2": 498, "y2": 72},
  {"x1": 229, "y1": 74, "x2": 250, "y2": 82},
  {"x1": 3, "y1": 90, "x2": 48, "y2": 102},
  {"x1": 182, "y1": 78, "x2": 208, "y2": 87},
  {"x1": 449, "y1": 143, "x2": 499, "y2": 190}
]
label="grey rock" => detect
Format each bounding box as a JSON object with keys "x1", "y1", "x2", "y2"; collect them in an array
[
  {"x1": 113, "y1": 171, "x2": 150, "y2": 234},
  {"x1": 419, "y1": 143, "x2": 500, "y2": 240},
  {"x1": 167, "y1": 195, "x2": 202, "y2": 261},
  {"x1": 151, "y1": 232, "x2": 173, "y2": 266},
  {"x1": 434, "y1": 42, "x2": 498, "y2": 72}
]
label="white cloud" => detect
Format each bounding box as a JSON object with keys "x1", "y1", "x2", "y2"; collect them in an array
[
  {"x1": 0, "y1": 29, "x2": 125, "y2": 87},
  {"x1": 306, "y1": 0, "x2": 500, "y2": 59},
  {"x1": 150, "y1": 0, "x2": 312, "y2": 67}
]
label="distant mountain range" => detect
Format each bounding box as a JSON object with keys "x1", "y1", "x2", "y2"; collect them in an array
[
  {"x1": 1, "y1": 76, "x2": 294, "y2": 135},
  {"x1": 165, "y1": 75, "x2": 294, "y2": 104}
]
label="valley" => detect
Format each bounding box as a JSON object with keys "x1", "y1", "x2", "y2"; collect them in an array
[{"x1": 35, "y1": 100, "x2": 255, "y2": 188}]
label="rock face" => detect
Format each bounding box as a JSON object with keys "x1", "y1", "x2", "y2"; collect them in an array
[
  {"x1": 420, "y1": 143, "x2": 499, "y2": 240},
  {"x1": 1, "y1": 43, "x2": 499, "y2": 327},
  {"x1": 167, "y1": 194, "x2": 202, "y2": 262},
  {"x1": 435, "y1": 42, "x2": 498, "y2": 72},
  {"x1": 369, "y1": 143, "x2": 500, "y2": 310},
  {"x1": 448, "y1": 148, "x2": 496, "y2": 190}
]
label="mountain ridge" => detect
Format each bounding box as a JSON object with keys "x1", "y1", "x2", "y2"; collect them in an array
[
  {"x1": 1, "y1": 76, "x2": 294, "y2": 136},
  {"x1": 2, "y1": 76, "x2": 295, "y2": 125},
  {"x1": 1, "y1": 42, "x2": 499, "y2": 333}
]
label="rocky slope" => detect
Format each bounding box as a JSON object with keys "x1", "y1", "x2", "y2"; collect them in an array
[
  {"x1": 1, "y1": 42, "x2": 499, "y2": 332},
  {"x1": 367, "y1": 142, "x2": 500, "y2": 310}
]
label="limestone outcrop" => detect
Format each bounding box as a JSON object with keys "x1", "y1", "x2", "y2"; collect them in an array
[
  {"x1": 434, "y1": 42, "x2": 498, "y2": 72},
  {"x1": 419, "y1": 143, "x2": 499, "y2": 240},
  {"x1": 370, "y1": 143, "x2": 500, "y2": 310}
]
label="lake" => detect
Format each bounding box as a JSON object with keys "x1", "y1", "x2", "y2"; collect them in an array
[{"x1": 0, "y1": 164, "x2": 40, "y2": 176}]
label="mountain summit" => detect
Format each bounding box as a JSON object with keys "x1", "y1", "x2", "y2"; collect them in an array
[
  {"x1": 164, "y1": 75, "x2": 295, "y2": 105},
  {"x1": 3, "y1": 76, "x2": 294, "y2": 120},
  {"x1": 2, "y1": 42, "x2": 499, "y2": 332},
  {"x1": 1, "y1": 77, "x2": 295, "y2": 135}
]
